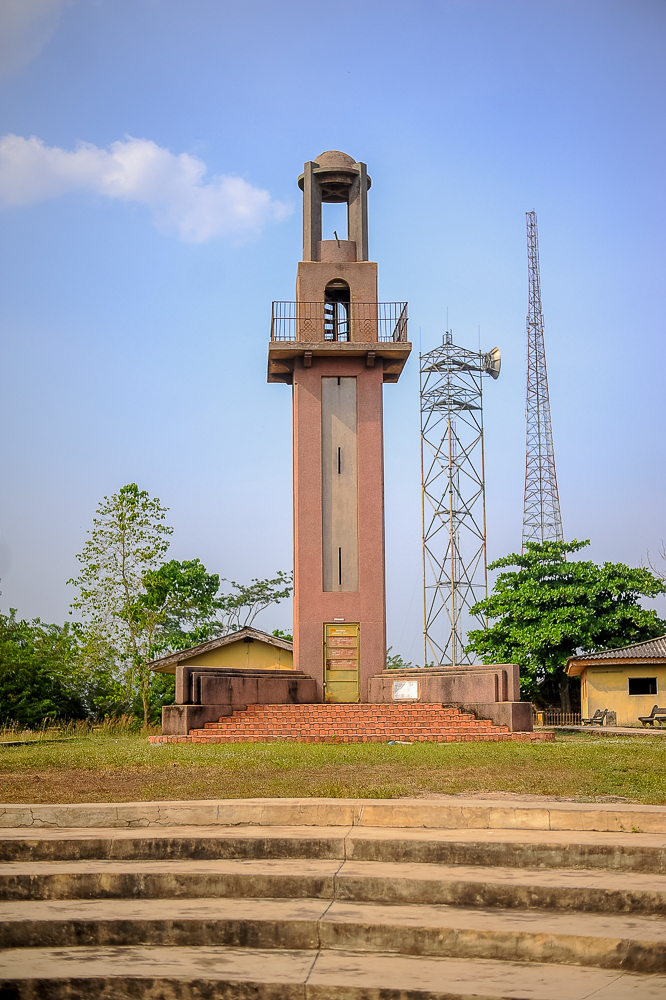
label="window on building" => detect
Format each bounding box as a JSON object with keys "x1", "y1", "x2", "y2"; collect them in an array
[{"x1": 628, "y1": 677, "x2": 657, "y2": 695}]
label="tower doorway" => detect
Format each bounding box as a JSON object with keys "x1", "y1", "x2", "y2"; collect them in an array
[{"x1": 324, "y1": 623, "x2": 360, "y2": 702}]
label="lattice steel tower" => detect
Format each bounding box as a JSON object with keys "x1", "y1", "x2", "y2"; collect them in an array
[
  {"x1": 421, "y1": 333, "x2": 501, "y2": 667},
  {"x1": 522, "y1": 211, "x2": 563, "y2": 547}
]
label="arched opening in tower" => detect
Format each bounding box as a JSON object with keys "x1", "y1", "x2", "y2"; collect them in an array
[{"x1": 324, "y1": 280, "x2": 350, "y2": 342}]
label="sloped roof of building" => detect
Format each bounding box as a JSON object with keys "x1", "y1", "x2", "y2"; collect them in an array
[
  {"x1": 566, "y1": 635, "x2": 666, "y2": 675},
  {"x1": 148, "y1": 626, "x2": 293, "y2": 672}
]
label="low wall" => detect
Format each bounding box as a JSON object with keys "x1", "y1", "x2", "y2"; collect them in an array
[
  {"x1": 163, "y1": 668, "x2": 318, "y2": 736},
  {"x1": 368, "y1": 664, "x2": 532, "y2": 732}
]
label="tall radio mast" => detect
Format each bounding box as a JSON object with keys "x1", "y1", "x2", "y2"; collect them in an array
[{"x1": 522, "y1": 211, "x2": 563, "y2": 547}]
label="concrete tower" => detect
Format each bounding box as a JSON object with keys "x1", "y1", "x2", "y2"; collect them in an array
[{"x1": 268, "y1": 151, "x2": 411, "y2": 703}]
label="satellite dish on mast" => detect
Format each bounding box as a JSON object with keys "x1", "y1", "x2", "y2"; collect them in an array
[{"x1": 483, "y1": 346, "x2": 501, "y2": 379}]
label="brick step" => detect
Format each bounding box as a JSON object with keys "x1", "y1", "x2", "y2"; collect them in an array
[
  {"x1": 199, "y1": 714, "x2": 478, "y2": 729},
  {"x1": 242, "y1": 704, "x2": 468, "y2": 712},
  {"x1": 190, "y1": 731, "x2": 502, "y2": 738},
  {"x1": 183, "y1": 703, "x2": 517, "y2": 744},
  {"x1": 198, "y1": 721, "x2": 501, "y2": 731},
  {"x1": 238, "y1": 709, "x2": 474, "y2": 717},
  {"x1": 155, "y1": 732, "x2": 548, "y2": 744},
  {"x1": 237, "y1": 709, "x2": 474, "y2": 718},
  {"x1": 188, "y1": 731, "x2": 506, "y2": 739},
  {"x1": 202, "y1": 720, "x2": 479, "y2": 729},
  {"x1": 153, "y1": 703, "x2": 553, "y2": 744}
]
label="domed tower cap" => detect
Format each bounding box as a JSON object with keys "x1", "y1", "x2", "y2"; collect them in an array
[
  {"x1": 298, "y1": 151, "x2": 371, "y2": 193},
  {"x1": 314, "y1": 150, "x2": 357, "y2": 170}
]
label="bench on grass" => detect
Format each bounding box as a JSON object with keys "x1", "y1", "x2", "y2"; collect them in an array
[
  {"x1": 582, "y1": 708, "x2": 607, "y2": 726},
  {"x1": 638, "y1": 705, "x2": 666, "y2": 727}
]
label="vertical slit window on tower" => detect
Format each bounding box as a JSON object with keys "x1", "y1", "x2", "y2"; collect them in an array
[
  {"x1": 338, "y1": 547, "x2": 342, "y2": 586},
  {"x1": 337, "y1": 447, "x2": 341, "y2": 474}
]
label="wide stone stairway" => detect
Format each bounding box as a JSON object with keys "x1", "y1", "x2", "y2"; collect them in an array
[
  {"x1": 149, "y1": 703, "x2": 554, "y2": 744},
  {"x1": 1, "y1": 796, "x2": 665, "y2": 998}
]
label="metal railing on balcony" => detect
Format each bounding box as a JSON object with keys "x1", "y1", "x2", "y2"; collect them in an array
[{"x1": 271, "y1": 301, "x2": 408, "y2": 344}]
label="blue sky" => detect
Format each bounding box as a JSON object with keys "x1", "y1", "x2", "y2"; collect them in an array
[{"x1": 0, "y1": 0, "x2": 664, "y2": 663}]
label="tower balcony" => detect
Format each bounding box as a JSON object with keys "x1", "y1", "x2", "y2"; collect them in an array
[
  {"x1": 271, "y1": 301, "x2": 408, "y2": 344},
  {"x1": 268, "y1": 301, "x2": 411, "y2": 385}
]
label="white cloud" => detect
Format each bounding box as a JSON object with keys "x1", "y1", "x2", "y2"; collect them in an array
[
  {"x1": 0, "y1": 134, "x2": 292, "y2": 242},
  {"x1": 0, "y1": 0, "x2": 67, "y2": 77}
]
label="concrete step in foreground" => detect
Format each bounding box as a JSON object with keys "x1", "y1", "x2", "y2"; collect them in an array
[
  {"x1": 149, "y1": 702, "x2": 553, "y2": 744},
  {"x1": 1, "y1": 945, "x2": 665, "y2": 999},
  {"x1": 1, "y1": 797, "x2": 665, "y2": 997},
  {"x1": 3, "y1": 855, "x2": 666, "y2": 914},
  {"x1": 2, "y1": 896, "x2": 666, "y2": 971},
  {"x1": 2, "y1": 823, "x2": 664, "y2": 872}
]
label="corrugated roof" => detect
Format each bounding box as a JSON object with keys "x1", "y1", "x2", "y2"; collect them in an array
[
  {"x1": 148, "y1": 626, "x2": 293, "y2": 671},
  {"x1": 569, "y1": 635, "x2": 666, "y2": 662}
]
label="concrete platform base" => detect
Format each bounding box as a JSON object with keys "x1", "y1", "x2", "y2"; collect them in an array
[
  {"x1": 369, "y1": 664, "x2": 533, "y2": 732},
  {"x1": 163, "y1": 668, "x2": 317, "y2": 736}
]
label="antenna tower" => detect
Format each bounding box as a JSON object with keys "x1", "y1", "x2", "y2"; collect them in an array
[
  {"x1": 421, "y1": 332, "x2": 500, "y2": 667},
  {"x1": 523, "y1": 211, "x2": 563, "y2": 547}
]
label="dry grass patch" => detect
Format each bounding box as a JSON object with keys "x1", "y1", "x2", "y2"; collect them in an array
[{"x1": 1, "y1": 731, "x2": 665, "y2": 804}]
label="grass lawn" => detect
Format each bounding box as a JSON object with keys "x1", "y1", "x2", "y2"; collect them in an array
[{"x1": 1, "y1": 730, "x2": 665, "y2": 804}]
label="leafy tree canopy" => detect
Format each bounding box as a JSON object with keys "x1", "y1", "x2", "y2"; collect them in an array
[
  {"x1": 216, "y1": 572, "x2": 293, "y2": 635},
  {"x1": 69, "y1": 483, "x2": 173, "y2": 726},
  {"x1": 142, "y1": 563, "x2": 294, "y2": 652},
  {"x1": 386, "y1": 646, "x2": 415, "y2": 670},
  {"x1": 0, "y1": 472, "x2": 294, "y2": 730},
  {"x1": 142, "y1": 558, "x2": 221, "y2": 653},
  {"x1": 0, "y1": 610, "x2": 86, "y2": 727},
  {"x1": 465, "y1": 540, "x2": 666, "y2": 708}
]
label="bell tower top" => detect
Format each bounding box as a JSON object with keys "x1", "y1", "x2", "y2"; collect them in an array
[
  {"x1": 298, "y1": 151, "x2": 371, "y2": 263},
  {"x1": 267, "y1": 150, "x2": 409, "y2": 386}
]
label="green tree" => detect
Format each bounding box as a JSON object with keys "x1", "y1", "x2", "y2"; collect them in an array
[
  {"x1": 0, "y1": 610, "x2": 86, "y2": 726},
  {"x1": 215, "y1": 571, "x2": 293, "y2": 634},
  {"x1": 142, "y1": 558, "x2": 221, "y2": 653},
  {"x1": 465, "y1": 540, "x2": 666, "y2": 710},
  {"x1": 143, "y1": 563, "x2": 294, "y2": 650},
  {"x1": 69, "y1": 485, "x2": 294, "y2": 726},
  {"x1": 386, "y1": 647, "x2": 415, "y2": 669},
  {"x1": 69, "y1": 483, "x2": 173, "y2": 726}
]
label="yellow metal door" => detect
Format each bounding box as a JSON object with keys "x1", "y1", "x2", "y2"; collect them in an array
[{"x1": 324, "y1": 624, "x2": 360, "y2": 703}]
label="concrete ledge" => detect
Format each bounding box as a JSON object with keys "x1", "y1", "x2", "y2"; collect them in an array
[
  {"x1": 1, "y1": 797, "x2": 666, "y2": 832},
  {"x1": 456, "y1": 701, "x2": 532, "y2": 731},
  {"x1": 162, "y1": 705, "x2": 234, "y2": 734}
]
